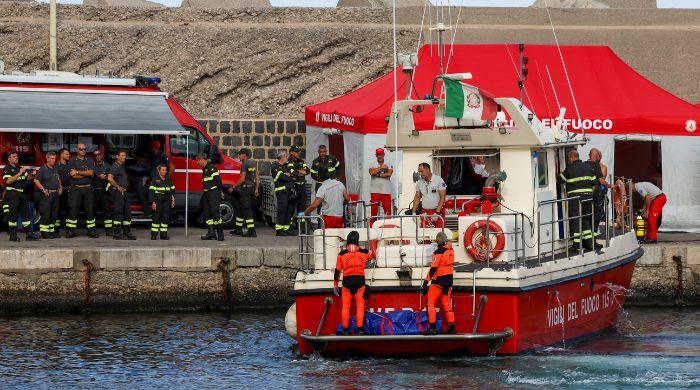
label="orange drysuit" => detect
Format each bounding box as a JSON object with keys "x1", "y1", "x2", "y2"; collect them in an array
[
  {"x1": 334, "y1": 244, "x2": 373, "y2": 331},
  {"x1": 424, "y1": 242, "x2": 455, "y2": 326}
]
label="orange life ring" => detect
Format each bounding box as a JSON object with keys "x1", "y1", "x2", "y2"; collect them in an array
[{"x1": 463, "y1": 220, "x2": 505, "y2": 262}]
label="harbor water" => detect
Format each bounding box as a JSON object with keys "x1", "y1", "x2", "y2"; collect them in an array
[{"x1": 0, "y1": 307, "x2": 697, "y2": 389}]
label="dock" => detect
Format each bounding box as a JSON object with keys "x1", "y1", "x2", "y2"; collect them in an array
[{"x1": 0, "y1": 228, "x2": 697, "y2": 313}]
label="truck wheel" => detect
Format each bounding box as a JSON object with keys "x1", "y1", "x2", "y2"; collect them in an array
[{"x1": 219, "y1": 194, "x2": 237, "y2": 229}]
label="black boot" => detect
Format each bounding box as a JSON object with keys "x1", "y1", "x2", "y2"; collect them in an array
[
  {"x1": 201, "y1": 228, "x2": 216, "y2": 240},
  {"x1": 426, "y1": 323, "x2": 438, "y2": 335},
  {"x1": 65, "y1": 229, "x2": 77, "y2": 238},
  {"x1": 356, "y1": 327, "x2": 366, "y2": 336},
  {"x1": 216, "y1": 227, "x2": 225, "y2": 241},
  {"x1": 87, "y1": 229, "x2": 99, "y2": 238},
  {"x1": 41, "y1": 232, "x2": 53, "y2": 239},
  {"x1": 340, "y1": 328, "x2": 350, "y2": 336},
  {"x1": 8, "y1": 228, "x2": 20, "y2": 242},
  {"x1": 151, "y1": 231, "x2": 158, "y2": 240},
  {"x1": 25, "y1": 231, "x2": 40, "y2": 241},
  {"x1": 160, "y1": 231, "x2": 169, "y2": 240},
  {"x1": 112, "y1": 227, "x2": 125, "y2": 240},
  {"x1": 123, "y1": 226, "x2": 136, "y2": 240},
  {"x1": 229, "y1": 228, "x2": 242, "y2": 236},
  {"x1": 105, "y1": 227, "x2": 113, "y2": 237},
  {"x1": 446, "y1": 323, "x2": 457, "y2": 335},
  {"x1": 243, "y1": 229, "x2": 257, "y2": 238}
]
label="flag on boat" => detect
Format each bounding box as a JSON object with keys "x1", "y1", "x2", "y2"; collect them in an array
[{"x1": 441, "y1": 77, "x2": 498, "y2": 121}]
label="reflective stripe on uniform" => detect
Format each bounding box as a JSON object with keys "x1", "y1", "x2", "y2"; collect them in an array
[{"x1": 567, "y1": 188, "x2": 594, "y2": 195}]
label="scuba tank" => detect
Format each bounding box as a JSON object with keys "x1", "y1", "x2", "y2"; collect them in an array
[{"x1": 634, "y1": 214, "x2": 647, "y2": 241}]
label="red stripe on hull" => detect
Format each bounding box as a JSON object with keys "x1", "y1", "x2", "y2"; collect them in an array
[{"x1": 294, "y1": 260, "x2": 636, "y2": 356}]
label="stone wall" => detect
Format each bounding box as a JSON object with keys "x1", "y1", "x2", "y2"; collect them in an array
[{"x1": 198, "y1": 118, "x2": 306, "y2": 174}]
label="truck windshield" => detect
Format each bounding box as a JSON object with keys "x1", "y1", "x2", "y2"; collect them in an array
[{"x1": 169, "y1": 127, "x2": 212, "y2": 158}]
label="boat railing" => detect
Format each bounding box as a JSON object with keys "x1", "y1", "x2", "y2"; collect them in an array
[
  {"x1": 483, "y1": 212, "x2": 527, "y2": 267},
  {"x1": 297, "y1": 215, "x2": 326, "y2": 271}
]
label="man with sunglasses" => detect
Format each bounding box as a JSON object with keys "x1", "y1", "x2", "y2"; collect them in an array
[
  {"x1": 66, "y1": 144, "x2": 97, "y2": 238},
  {"x1": 93, "y1": 150, "x2": 112, "y2": 236}
]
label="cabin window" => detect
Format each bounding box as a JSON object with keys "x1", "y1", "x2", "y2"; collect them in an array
[
  {"x1": 434, "y1": 150, "x2": 500, "y2": 195},
  {"x1": 534, "y1": 149, "x2": 548, "y2": 188},
  {"x1": 169, "y1": 127, "x2": 212, "y2": 158},
  {"x1": 106, "y1": 135, "x2": 136, "y2": 151}
]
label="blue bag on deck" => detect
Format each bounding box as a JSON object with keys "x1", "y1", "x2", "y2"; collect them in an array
[{"x1": 336, "y1": 310, "x2": 442, "y2": 336}]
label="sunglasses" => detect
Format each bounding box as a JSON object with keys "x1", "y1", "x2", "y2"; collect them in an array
[{"x1": 78, "y1": 148, "x2": 86, "y2": 151}]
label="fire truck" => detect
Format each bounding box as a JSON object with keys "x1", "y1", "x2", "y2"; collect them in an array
[{"x1": 0, "y1": 70, "x2": 242, "y2": 228}]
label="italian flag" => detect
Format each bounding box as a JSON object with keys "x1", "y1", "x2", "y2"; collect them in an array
[{"x1": 442, "y1": 77, "x2": 498, "y2": 121}]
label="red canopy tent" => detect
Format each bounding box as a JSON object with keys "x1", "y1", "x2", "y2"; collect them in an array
[
  {"x1": 306, "y1": 44, "x2": 699, "y2": 136},
  {"x1": 304, "y1": 44, "x2": 699, "y2": 232}
]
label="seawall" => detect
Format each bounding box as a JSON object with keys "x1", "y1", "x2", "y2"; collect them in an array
[{"x1": 0, "y1": 242, "x2": 696, "y2": 314}]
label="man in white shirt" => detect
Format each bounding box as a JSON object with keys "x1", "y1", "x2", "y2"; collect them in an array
[
  {"x1": 305, "y1": 167, "x2": 350, "y2": 228},
  {"x1": 472, "y1": 156, "x2": 489, "y2": 178},
  {"x1": 633, "y1": 181, "x2": 665, "y2": 243},
  {"x1": 411, "y1": 162, "x2": 447, "y2": 228},
  {"x1": 368, "y1": 148, "x2": 393, "y2": 223}
]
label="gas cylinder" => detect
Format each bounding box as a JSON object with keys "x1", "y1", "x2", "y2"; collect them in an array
[{"x1": 634, "y1": 215, "x2": 647, "y2": 241}]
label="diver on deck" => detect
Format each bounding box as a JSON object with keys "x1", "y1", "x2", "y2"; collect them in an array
[
  {"x1": 421, "y1": 232, "x2": 456, "y2": 335},
  {"x1": 333, "y1": 231, "x2": 374, "y2": 336}
]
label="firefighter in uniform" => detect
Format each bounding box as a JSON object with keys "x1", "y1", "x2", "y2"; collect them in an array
[
  {"x1": 66, "y1": 143, "x2": 97, "y2": 238},
  {"x1": 108, "y1": 151, "x2": 136, "y2": 240},
  {"x1": 272, "y1": 150, "x2": 295, "y2": 236},
  {"x1": 229, "y1": 148, "x2": 259, "y2": 238},
  {"x1": 3, "y1": 152, "x2": 39, "y2": 242},
  {"x1": 310, "y1": 145, "x2": 340, "y2": 192},
  {"x1": 557, "y1": 149, "x2": 598, "y2": 253},
  {"x1": 56, "y1": 148, "x2": 71, "y2": 236},
  {"x1": 334, "y1": 230, "x2": 374, "y2": 336},
  {"x1": 197, "y1": 153, "x2": 224, "y2": 241},
  {"x1": 92, "y1": 150, "x2": 112, "y2": 236},
  {"x1": 421, "y1": 232, "x2": 456, "y2": 335},
  {"x1": 34, "y1": 151, "x2": 62, "y2": 239},
  {"x1": 288, "y1": 146, "x2": 309, "y2": 228},
  {"x1": 149, "y1": 164, "x2": 175, "y2": 240}
]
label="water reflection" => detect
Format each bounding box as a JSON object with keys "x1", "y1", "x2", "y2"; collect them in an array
[{"x1": 0, "y1": 308, "x2": 697, "y2": 389}]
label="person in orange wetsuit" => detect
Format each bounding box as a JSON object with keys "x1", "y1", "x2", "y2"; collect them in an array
[
  {"x1": 421, "y1": 231, "x2": 456, "y2": 335},
  {"x1": 334, "y1": 230, "x2": 374, "y2": 336}
]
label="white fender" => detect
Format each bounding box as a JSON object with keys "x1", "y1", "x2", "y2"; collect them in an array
[{"x1": 285, "y1": 302, "x2": 297, "y2": 339}]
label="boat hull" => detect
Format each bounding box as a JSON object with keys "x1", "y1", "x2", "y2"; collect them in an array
[{"x1": 293, "y1": 252, "x2": 638, "y2": 356}]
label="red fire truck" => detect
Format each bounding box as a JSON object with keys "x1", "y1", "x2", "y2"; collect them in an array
[{"x1": 0, "y1": 71, "x2": 242, "y2": 228}]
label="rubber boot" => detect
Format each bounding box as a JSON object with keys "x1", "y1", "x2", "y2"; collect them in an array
[
  {"x1": 51, "y1": 230, "x2": 61, "y2": 239},
  {"x1": 229, "y1": 228, "x2": 242, "y2": 236},
  {"x1": 446, "y1": 323, "x2": 457, "y2": 335},
  {"x1": 216, "y1": 227, "x2": 225, "y2": 241},
  {"x1": 87, "y1": 229, "x2": 99, "y2": 239},
  {"x1": 123, "y1": 226, "x2": 136, "y2": 240},
  {"x1": 65, "y1": 229, "x2": 77, "y2": 238},
  {"x1": 112, "y1": 228, "x2": 125, "y2": 240},
  {"x1": 151, "y1": 231, "x2": 158, "y2": 240},
  {"x1": 243, "y1": 229, "x2": 257, "y2": 238},
  {"x1": 8, "y1": 228, "x2": 20, "y2": 242},
  {"x1": 105, "y1": 227, "x2": 113, "y2": 237},
  {"x1": 426, "y1": 323, "x2": 438, "y2": 335},
  {"x1": 160, "y1": 231, "x2": 169, "y2": 240},
  {"x1": 25, "y1": 231, "x2": 39, "y2": 241},
  {"x1": 201, "y1": 227, "x2": 216, "y2": 240},
  {"x1": 41, "y1": 232, "x2": 53, "y2": 240}
]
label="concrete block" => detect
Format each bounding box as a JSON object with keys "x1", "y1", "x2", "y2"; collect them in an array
[
  {"x1": 0, "y1": 249, "x2": 72, "y2": 269},
  {"x1": 686, "y1": 246, "x2": 700, "y2": 265},
  {"x1": 638, "y1": 245, "x2": 662, "y2": 265},
  {"x1": 0, "y1": 250, "x2": 20, "y2": 269},
  {"x1": 102, "y1": 248, "x2": 164, "y2": 269},
  {"x1": 285, "y1": 247, "x2": 301, "y2": 269},
  {"x1": 263, "y1": 247, "x2": 286, "y2": 267},
  {"x1": 210, "y1": 248, "x2": 236, "y2": 268},
  {"x1": 662, "y1": 246, "x2": 687, "y2": 265},
  {"x1": 236, "y1": 248, "x2": 263, "y2": 267},
  {"x1": 163, "y1": 248, "x2": 211, "y2": 268},
  {"x1": 74, "y1": 249, "x2": 100, "y2": 269}
]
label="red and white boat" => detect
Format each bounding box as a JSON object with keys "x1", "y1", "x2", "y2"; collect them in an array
[{"x1": 285, "y1": 74, "x2": 642, "y2": 357}]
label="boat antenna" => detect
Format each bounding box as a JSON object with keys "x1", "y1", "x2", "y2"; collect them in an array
[
  {"x1": 544, "y1": 4, "x2": 583, "y2": 138},
  {"x1": 518, "y1": 44, "x2": 528, "y2": 109}
]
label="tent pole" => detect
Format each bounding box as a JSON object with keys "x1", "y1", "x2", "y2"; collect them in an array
[
  {"x1": 185, "y1": 133, "x2": 189, "y2": 237},
  {"x1": 392, "y1": 0, "x2": 400, "y2": 209}
]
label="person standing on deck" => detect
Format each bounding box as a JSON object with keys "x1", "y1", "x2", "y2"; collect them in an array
[
  {"x1": 288, "y1": 145, "x2": 309, "y2": 228},
  {"x1": 368, "y1": 148, "x2": 393, "y2": 223},
  {"x1": 334, "y1": 230, "x2": 374, "y2": 336},
  {"x1": 228, "y1": 148, "x2": 259, "y2": 238},
  {"x1": 557, "y1": 150, "x2": 598, "y2": 253},
  {"x1": 197, "y1": 153, "x2": 224, "y2": 241},
  {"x1": 108, "y1": 151, "x2": 135, "y2": 240},
  {"x1": 149, "y1": 165, "x2": 175, "y2": 240},
  {"x1": 3, "y1": 152, "x2": 39, "y2": 242},
  {"x1": 421, "y1": 231, "x2": 456, "y2": 335},
  {"x1": 633, "y1": 181, "x2": 666, "y2": 244},
  {"x1": 56, "y1": 148, "x2": 71, "y2": 236},
  {"x1": 585, "y1": 148, "x2": 613, "y2": 234},
  {"x1": 92, "y1": 150, "x2": 111, "y2": 236},
  {"x1": 411, "y1": 163, "x2": 447, "y2": 228},
  {"x1": 304, "y1": 166, "x2": 350, "y2": 228},
  {"x1": 34, "y1": 152, "x2": 61, "y2": 239},
  {"x1": 272, "y1": 150, "x2": 295, "y2": 236},
  {"x1": 66, "y1": 143, "x2": 97, "y2": 238}
]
